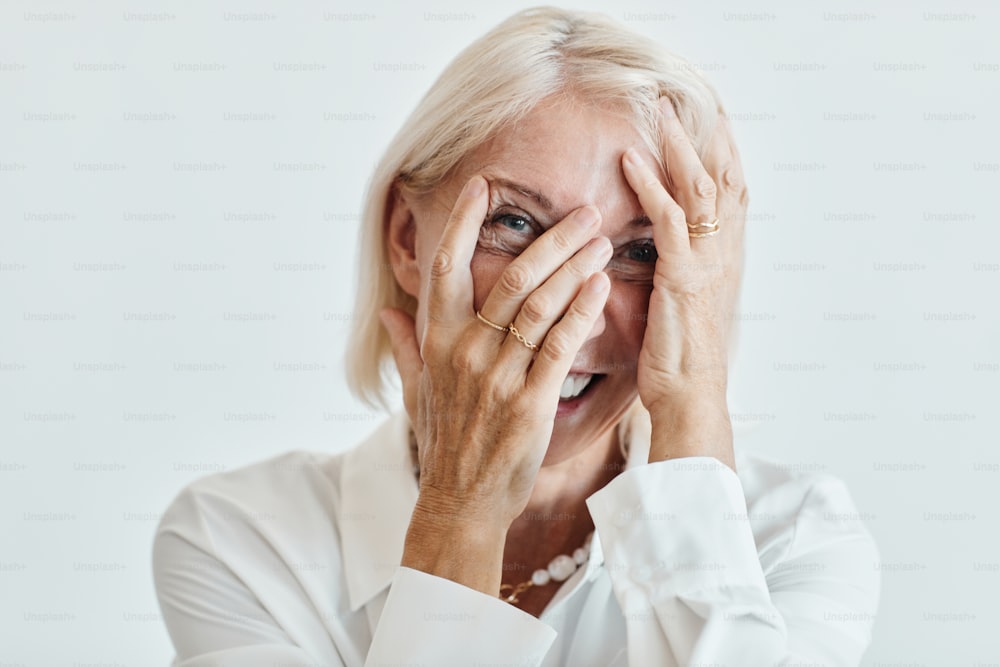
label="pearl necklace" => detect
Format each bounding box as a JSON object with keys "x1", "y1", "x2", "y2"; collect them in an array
[{"x1": 499, "y1": 531, "x2": 593, "y2": 604}]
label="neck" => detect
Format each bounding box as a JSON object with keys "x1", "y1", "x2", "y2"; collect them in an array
[{"x1": 506, "y1": 424, "x2": 625, "y2": 549}]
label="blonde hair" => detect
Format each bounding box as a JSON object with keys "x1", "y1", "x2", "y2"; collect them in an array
[{"x1": 346, "y1": 6, "x2": 725, "y2": 409}]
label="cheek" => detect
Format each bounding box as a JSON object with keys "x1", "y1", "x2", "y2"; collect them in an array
[
  {"x1": 469, "y1": 250, "x2": 511, "y2": 310},
  {"x1": 605, "y1": 281, "x2": 652, "y2": 351}
]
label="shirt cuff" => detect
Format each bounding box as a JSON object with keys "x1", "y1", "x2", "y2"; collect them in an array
[
  {"x1": 586, "y1": 456, "x2": 771, "y2": 611},
  {"x1": 366, "y1": 566, "x2": 557, "y2": 667}
]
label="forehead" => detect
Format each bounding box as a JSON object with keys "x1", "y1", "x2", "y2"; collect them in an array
[{"x1": 456, "y1": 96, "x2": 654, "y2": 229}]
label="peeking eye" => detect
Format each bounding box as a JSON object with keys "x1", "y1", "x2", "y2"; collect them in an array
[
  {"x1": 606, "y1": 239, "x2": 657, "y2": 284},
  {"x1": 494, "y1": 213, "x2": 531, "y2": 233},
  {"x1": 625, "y1": 241, "x2": 658, "y2": 263},
  {"x1": 478, "y1": 207, "x2": 540, "y2": 257}
]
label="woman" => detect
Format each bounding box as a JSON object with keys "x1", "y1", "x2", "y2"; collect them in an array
[{"x1": 153, "y1": 7, "x2": 880, "y2": 666}]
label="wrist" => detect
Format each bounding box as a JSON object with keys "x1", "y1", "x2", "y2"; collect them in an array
[
  {"x1": 647, "y1": 392, "x2": 729, "y2": 426},
  {"x1": 408, "y1": 491, "x2": 509, "y2": 543},
  {"x1": 646, "y1": 396, "x2": 735, "y2": 470},
  {"x1": 402, "y1": 492, "x2": 508, "y2": 597}
]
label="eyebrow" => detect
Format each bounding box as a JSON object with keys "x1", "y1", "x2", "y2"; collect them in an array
[
  {"x1": 490, "y1": 178, "x2": 554, "y2": 211},
  {"x1": 489, "y1": 178, "x2": 652, "y2": 229}
]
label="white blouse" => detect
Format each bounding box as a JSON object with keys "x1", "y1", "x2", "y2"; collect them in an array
[{"x1": 153, "y1": 408, "x2": 880, "y2": 666}]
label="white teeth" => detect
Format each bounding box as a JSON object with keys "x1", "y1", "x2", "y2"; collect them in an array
[{"x1": 559, "y1": 373, "x2": 594, "y2": 400}]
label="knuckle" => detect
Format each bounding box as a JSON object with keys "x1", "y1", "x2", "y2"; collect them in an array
[
  {"x1": 520, "y1": 294, "x2": 551, "y2": 324},
  {"x1": 693, "y1": 174, "x2": 718, "y2": 201},
  {"x1": 430, "y1": 248, "x2": 454, "y2": 279},
  {"x1": 548, "y1": 228, "x2": 574, "y2": 254},
  {"x1": 498, "y1": 263, "x2": 533, "y2": 297},
  {"x1": 420, "y1": 334, "x2": 440, "y2": 360},
  {"x1": 542, "y1": 328, "x2": 572, "y2": 359},
  {"x1": 569, "y1": 297, "x2": 597, "y2": 323},
  {"x1": 666, "y1": 122, "x2": 689, "y2": 144},
  {"x1": 482, "y1": 368, "x2": 510, "y2": 401},
  {"x1": 641, "y1": 175, "x2": 662, "y2": 191},
  {"x1": 451, "y1": 345, "x2": 479, "y2": 374},
  {"x1": 663, "y1": 204, "x2": 686, "y2": 228},
  {"x1": 721, "y1": 164, "x2": 744, "y2": 192},
  {"x1": 512, "y1": 390, "x2": 537, "y2": 416},
  {"x1": 565, "y1": 257, "x2": 592, "y2": 279}
]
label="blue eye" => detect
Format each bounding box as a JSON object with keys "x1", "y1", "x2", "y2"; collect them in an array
[
  {"x1": 478, "y1": 208, "x2": 540, "y2": 257},
  {"x1": 495, "y1": 214, "x2": 531, "y2": 233},
  {"x1": 626, "y1": 241, "x2": 658, "y2": 263}
]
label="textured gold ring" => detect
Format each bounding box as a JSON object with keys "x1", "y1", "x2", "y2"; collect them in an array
[
  {"x1": 507, "y1": 324, "x2": 538, "y2": 351},
  {"x1": 476, "y1": 310, "x2": 509, "y2": 332}
]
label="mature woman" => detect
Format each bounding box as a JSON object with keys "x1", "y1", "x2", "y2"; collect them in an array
[{"x1": 153, "y1": 7, "x2": 880, "y2": 666}]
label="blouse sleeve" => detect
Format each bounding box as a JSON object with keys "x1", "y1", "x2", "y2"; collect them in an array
[
  {"x1": 153, "y1": 528, "x2": 337, "y2": 667},
  {"x1": 585, "y1": 456, "x2": 881, "y2": 667},
  {"x1": 364, "y1": 567, "x2": 556, "y2": 666}
]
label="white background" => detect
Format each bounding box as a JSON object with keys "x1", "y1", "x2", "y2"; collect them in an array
[{"x1": 2, "y1": 1, "x2": 998, "y2": 664}]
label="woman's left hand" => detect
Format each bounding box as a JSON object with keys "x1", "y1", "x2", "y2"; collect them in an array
[{"x1": 621, "y1": 98, "x2": 749, "y2": 469}]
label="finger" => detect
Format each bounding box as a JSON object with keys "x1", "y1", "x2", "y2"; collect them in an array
[
  {"x1": 703, "y1": 112, "x2": 748, "y2": 231},
  {"x1": 477, "y1": 205, "x2": 601, "y2": 331},
  {"x1": 721, "y1": 113, "x2": 748, "y2": 174},
  {"x1": 526, "y1": 271, "x2": 611, "y2": 394},
  {"x1": 621, "y1": 147, "x2": 689, "y2": 259},
  {"x1": 496, "y1": 235, "x2": 612, "y2": 366},
  {"x1": 702, "y1": 114, "x2": 734, "y2": 193},
  {"x1": 704, "y1": 114, "x2": 747, "y2": 278},
  {"x1": 426, "y1": 175, "x2": 489, "y2": 329},
  {"x1": 379, "y1": 308, "x2": 422, "y2": 420},
  {"x1": 705, "y1": 114, "x2": 749, "y2": 328},
  {"x1": 701, "y1": 115, "x2": 747, "y2": 224},
  {"x1": 657, "y1": 97, "x2": 719, "y2": 235}
]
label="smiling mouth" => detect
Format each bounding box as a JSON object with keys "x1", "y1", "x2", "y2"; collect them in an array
[{"x1": 558, "y1": 373, "x2": 604, "y2": 401}]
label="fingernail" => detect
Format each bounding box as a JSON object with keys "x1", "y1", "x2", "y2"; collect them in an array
[
  {"x1": 575, "y1": 206, "x2": 600, "y2": 227},
  {"x1": 466, "y1": 176, "x2": 486, "y2": 197},
  {"x1": 585, "y1": 236, "x2": 612, "y2": 256},
  {"x1": 660, "y1": 98, "x2": 676, "y2": 117},
  {"x1": 587, "y1": 272, "x2": 610, "y2": 293},
  {"x1": 625, "y1": 147, "x2": 646, "y2": 169}
]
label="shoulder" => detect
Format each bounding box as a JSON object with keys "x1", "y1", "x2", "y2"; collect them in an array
[
  {"x1": 152, "y1": 411, "x2": 414, "y2": 625},
  {"x1": 157, "y1": 450, "x2": 339, "y2": 534},
  {"x1": 152, "y1": 448, "x2": 350, "y2": 589},
  {"x1": 156, "y1": 412, "x2": 409, "y2": 538},
  {"x1": 154, "y1": 410, "x2": 411, "y2": 558}
]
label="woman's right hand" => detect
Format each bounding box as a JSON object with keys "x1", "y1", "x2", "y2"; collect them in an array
[{"x1": 379, "y1": 175, "x2": 611, "y2": 592}]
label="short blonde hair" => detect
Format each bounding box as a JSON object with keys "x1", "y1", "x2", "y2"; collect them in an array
[{"x1": 346, "y1": 6, "x2": 725, "y2": 409}]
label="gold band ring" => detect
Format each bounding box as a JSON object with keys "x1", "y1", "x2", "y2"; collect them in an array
[
  {"x1": 687, "y1": 217, "x2": 719, "y2": 231},
  {"x1": 688, "y1": 217, "x2": 720, "y2": 238},
  {"x1": 507, "y1": 324, "x2": 538, "y2": 351},
  {"x1": 476, "y1": 310, "x2": 509, "y2": 332},
  {"x1": 689, "y1": 228, "x2": 720, "y2": 238}
]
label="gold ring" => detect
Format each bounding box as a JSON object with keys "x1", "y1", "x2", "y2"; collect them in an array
[
  {"x1": 687, "y1": 217, "x2": 719, "y2": 231},
  {"x1": 476, "y1": 311, "x2": 509, "y2": 332},
  {"x1": 689, "y1": 228, "x2": 720, "y2": 238},
  {"x1": 507, "y1": 324, "x2": 538, "y2": 351}
]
